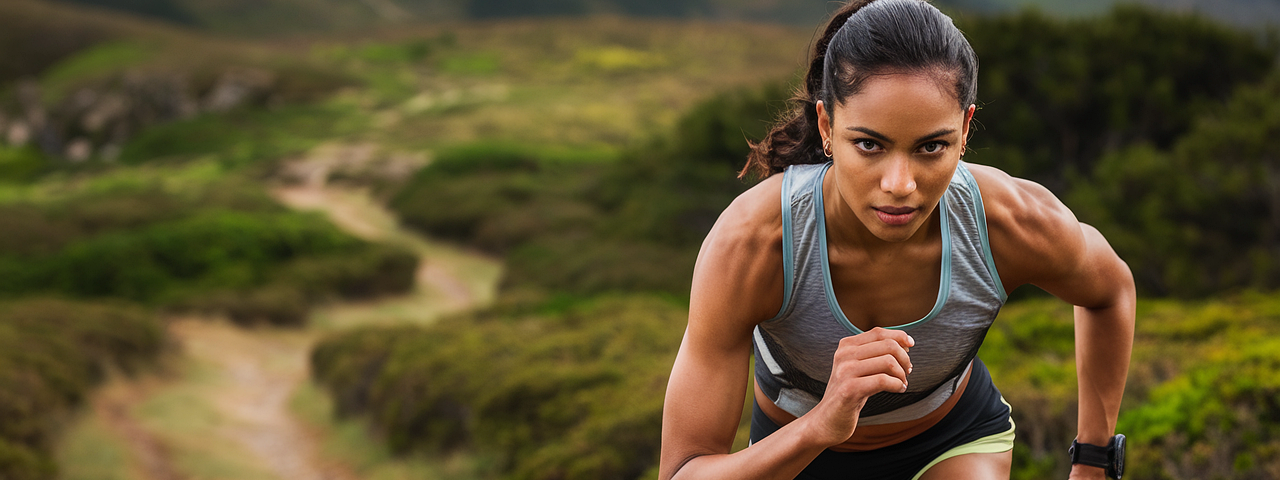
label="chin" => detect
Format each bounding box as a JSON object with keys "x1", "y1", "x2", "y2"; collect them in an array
[{"x1": 871, "y1": 225, "x2": 921, "y2": 243}]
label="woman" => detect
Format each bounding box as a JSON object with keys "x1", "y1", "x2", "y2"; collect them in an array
[{"x1": 659, "y1": 1, "x2": 1135, "y2": 479}]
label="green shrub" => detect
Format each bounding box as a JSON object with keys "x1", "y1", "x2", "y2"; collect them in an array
[
  {"x1": 311, "y1": 294, "x2": 685, "y2": 480},
  {"x1": 960, "y1": 5, "x2": 1276, "y2": 185},
  {"x1": 0, "y1": 211, "x2": 361, "y2": 300},
  {"x1": 0, "y1": 207, "x2": 417, "y2": 325},
  {"x1": 391, "y1": 84, "x2": 781, "y2": 296},
  {"x1": 0, "y1": 146, "x2": 49, "y2": 184},
  {"x1": 0, "y1": 173, "x2": 416, "y2": 325},
  {"x1": 115, "y1": 103, "x2": 363, "y2": 166},
  {"x1": 177, "y1": 285, "x2": 311, "y2": 326},
  {"x1": 1067, "y1": 74, "x2": 1280, "y2": 297},
  {"x1": 272, "y1": 244, "x2": 418, "y2": 300},
  {"x1": 0, "y1": 297, "x2": 163, "y2": 480},
  {"x1": 978, "y1": 294, "x2": 1280, "y2": 479}
]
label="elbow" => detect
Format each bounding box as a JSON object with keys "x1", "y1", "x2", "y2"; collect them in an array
[{"x1": 661, "y1": 453, "x2": 705, "y2": 480}]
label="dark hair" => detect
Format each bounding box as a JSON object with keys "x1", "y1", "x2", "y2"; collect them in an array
[{"x1": 741, "y1": 0, "x2": 978, "y2": 180}]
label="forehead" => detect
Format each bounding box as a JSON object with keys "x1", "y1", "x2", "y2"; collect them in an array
[{"x1": 830, "y1": 73, "x2": 964, "y2": 136}]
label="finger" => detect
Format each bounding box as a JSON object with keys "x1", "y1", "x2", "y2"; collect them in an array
[
  {"x1": 857, "y1": 373, "x2": 909, "y2": 395},
  {"x1": 836, "y1": 353, "x2": 908, "y2": 385},
  {"x1": 836, "y1": 339, "x2": 912, "y2": 374},
  {"x1": 840, "y1": 327, "x2": 915, "y2": 350}
]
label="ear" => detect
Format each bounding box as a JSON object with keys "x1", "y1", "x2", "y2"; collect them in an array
[
  {"x1": 817, "y1": 100, "x2": 832, "y2": 146},
  {"x1": 961, "y1": 104, "x2": 976, "y2": 145}
]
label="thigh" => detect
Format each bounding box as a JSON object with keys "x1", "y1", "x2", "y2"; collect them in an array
[{"x1": 917, "y1": 450, "x2": 1012, "y2": 480}]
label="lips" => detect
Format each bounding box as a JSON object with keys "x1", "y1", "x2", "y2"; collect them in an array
[{"x1": 874, "y1": 206, "x2": 917, "y2": 226}]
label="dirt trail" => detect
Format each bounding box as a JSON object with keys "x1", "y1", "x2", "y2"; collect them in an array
[
  {"x1": 92, "y1": 378, "x2": 186, "y2": 480},
  {"x1": 175, "y1": 319, "x2": 358, "y2": 480},
  {"x1": 63, "y1": 144, "x2": 500, "y2": 480}
]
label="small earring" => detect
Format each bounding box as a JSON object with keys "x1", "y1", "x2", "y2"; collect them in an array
[{"x1": 823, "y1": 142, "x2": 832, "y2": 158}]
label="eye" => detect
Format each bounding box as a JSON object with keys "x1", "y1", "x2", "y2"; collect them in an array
[
  {"x1": 854, "y1": 140, "x2": 880, "y2": 152},
  {"x1": 919, "y1": 141, "x2": 947, "y2": 154}
]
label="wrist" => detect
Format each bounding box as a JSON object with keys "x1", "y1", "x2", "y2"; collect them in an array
[
  {"x1": 793, "y1": 409, "x2": 851, "y2": 450},
  {"x1": 1069, "y1": 434, "x2": 1126, "y2": 479}
]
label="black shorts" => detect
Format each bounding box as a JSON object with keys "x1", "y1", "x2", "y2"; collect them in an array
[{"x1": 749, "y1": 358, "x2": 1014, "y2": 480}]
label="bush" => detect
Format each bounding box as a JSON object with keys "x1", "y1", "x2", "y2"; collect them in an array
[
  {"x1": 0, "y1": 297, "x2": 163, "y2": 480},
  {"x1": 978, "y1": 294, "x2": 1280, "y2": 479},
  {"x1": 0, "y1": 183, "x2": 418, "y2": 325},
  {"x1": 179, "y1": 243, "x2": 419, "y2": 326},
  {"x1": 960, "y1": 5, "x2": 1276, "y2": 186},
  {"x1": 311, "y1": 294, "x2": 685, "y2": 480},
  {"x1": 0, "y1": 211, "x2": 362, "y2": 301},
  {"x1": 272, "y1": 244, "x2": 418, "y2": 300},
  {"x1": 1067, "y1": 74, "x2": 1280, "y2": 297},
  {"x1": 391, "y1": 84, "x2": 782, "y2": 297}
]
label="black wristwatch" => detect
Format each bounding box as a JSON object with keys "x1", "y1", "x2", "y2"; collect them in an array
[{"x1": 1069, "y1": 434, "x2": 1125, "y2": 480}]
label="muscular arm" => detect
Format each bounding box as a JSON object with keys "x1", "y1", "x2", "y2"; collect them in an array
[
  {"x1": 970, "y1": 165, "x2": 1135, "y2": 480},
  {"x1": 660, "y1": 176, "x2": 826, "y2": 480},
  {"x1": 660, "y1": 176, "x2": 914, "y2": 480}
]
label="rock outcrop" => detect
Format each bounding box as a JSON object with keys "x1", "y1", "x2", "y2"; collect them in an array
[{"x1": 1, "y1": 66, "x2": 278, "y2": 162}]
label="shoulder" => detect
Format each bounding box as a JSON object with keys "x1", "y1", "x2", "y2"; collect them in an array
[
  {"x1": 708, "y1": 172, "x2": 785, "y2": 252},
  {"x1": 965, "y1": 163, "x2": 1086, "y2": 291},
  {"x1": 688, "y1": 173, "x2": 786, "y2": 336}
]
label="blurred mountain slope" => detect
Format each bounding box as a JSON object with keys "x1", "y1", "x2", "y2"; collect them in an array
[
  {"x1": 39, "y1": 0, "x2": 1280, "y2": 38},
  {"x1": 0, "y1": 0, "x2": 193, "y2": 86},
  {"x1": 958, "y1": 0, "x2": 1280, "y2": 27}
]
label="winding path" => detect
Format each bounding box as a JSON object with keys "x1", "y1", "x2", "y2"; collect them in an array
[{"x1": 59, "y1": 145, "x2": 500, "y2": 480}]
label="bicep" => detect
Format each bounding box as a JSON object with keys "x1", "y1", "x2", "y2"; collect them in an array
[
  {"x1": 1034, "y1": 222, "x2": 1134, "y2": 310},
  {"x1": 661, "y1": 221, "x2": 781, "y2": 476},
  {"x1": 661, "y1": 323, "x2": 753, "y2": 461}
]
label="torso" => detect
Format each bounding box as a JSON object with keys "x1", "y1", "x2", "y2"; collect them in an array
[{"x1": 750, "y1": 161, "x2": 1007, "y2": 451}]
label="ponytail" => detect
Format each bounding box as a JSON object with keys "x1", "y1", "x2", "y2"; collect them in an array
[{"x1": 740, "y1": 0, "x2": 874, "y2": 181}]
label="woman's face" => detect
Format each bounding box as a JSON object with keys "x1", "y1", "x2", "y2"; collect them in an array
[{"x1": 818, "y1": 73, "x2": 975, "y2": 244}]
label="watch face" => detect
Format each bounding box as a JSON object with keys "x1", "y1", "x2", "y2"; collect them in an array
[{"x1": 1111, "y1": 434, "x2": 1126, "y2": 479}]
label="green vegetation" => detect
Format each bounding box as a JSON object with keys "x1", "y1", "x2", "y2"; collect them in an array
[
  {"x1": 2, "y1": 0, "x2": 1278, "y2": 478},
  {"x1": 1068, "y1": 73, "x2": 1280, "y2": 297},
  {"x1": 0, "y1": 170, "x2": 416, "y2": 325},
  {"x1": 308, "y1": 6, "x2": 1280, "y2": 480},
  {"x1": 982, "y1": 295, "x2": 1280, "y2": 479},
  {"x1": 291, "y1": 382, "x2": 486, "y2": 480},
  {"x1": 312, "y1": 295, "x2": 687, "y2": 480},
  {"x1": 0, "y1": 0, "x2": 156, "y2": 86},
  {"x1": 310, "y1": 82, "x2": 786, "y2": 478},
  {"x1": 959, "y1": 6, "x2": 1276, "y2": 186},
  {"x1": 391, "y1": 83, "x2": 785, "y2": 296},
  {"x1": 113, "y1": 102, "x2": 367, "y2": 166},
  {"x1": 0, "y1": 298, "x2": 163, "y2": 480}
]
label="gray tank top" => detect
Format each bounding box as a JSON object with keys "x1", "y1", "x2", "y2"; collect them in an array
[{"x1": 753, "y1": 161, "x2": 1008, "y2": 426}]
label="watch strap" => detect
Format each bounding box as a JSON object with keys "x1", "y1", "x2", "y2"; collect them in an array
[{"x1": 1070, "y1": 439, "x2": 1111, "y2": 468}]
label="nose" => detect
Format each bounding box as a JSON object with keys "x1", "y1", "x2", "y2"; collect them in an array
[{"x1": 880, "y1": 155, "x2": 917, "y2": 197}]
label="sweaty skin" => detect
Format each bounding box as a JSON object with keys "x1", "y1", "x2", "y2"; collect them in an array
[{"x1": 658, "y1": 73, "x2": 1134, "y2": 480}]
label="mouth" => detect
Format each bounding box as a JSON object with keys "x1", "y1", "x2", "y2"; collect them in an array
[{"x1": 873, "y1": 206, "x2": 917, "y2": 226}]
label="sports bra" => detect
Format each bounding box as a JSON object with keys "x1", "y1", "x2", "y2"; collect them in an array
[{"x1": 753, "y1": 161, "x2": 1008, "y2": 426}]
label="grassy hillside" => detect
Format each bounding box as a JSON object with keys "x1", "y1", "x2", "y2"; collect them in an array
[
  {"x1": 0, "y1": 8, "x2": 816, "y2": 478},
  {"x1": 0, "y1": 0, "x2": 185, "y2": 86},
  {"x1": 307, "y1": 6, "x2": 1280, "y2": 480},
  {"x1": 5, "y1": 1, "x2": 1278, "y2": 478},
  {"x1": 0, "y1": 298, "x2": 164, "y2": 480},
  {"x1": 40, "y1": 0, "x2": 1280, "y2": 39}
]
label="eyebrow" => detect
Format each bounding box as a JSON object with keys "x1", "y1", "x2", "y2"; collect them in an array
[{"x1": 846, "y1": 127, "x2": 957, "y2": 144}]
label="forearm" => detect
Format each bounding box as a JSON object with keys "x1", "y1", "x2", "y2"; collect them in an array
[
  {"x1": 670, "y1": 414, "x2": 831, "y2": 480},
  {"x1": 1073, "y1": 298, "x2": 1134, "y2": 445}
]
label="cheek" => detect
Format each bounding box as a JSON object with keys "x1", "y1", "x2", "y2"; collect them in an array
[{"x1": 919, "y1": 164, "x2": 959, "y2": 196}]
